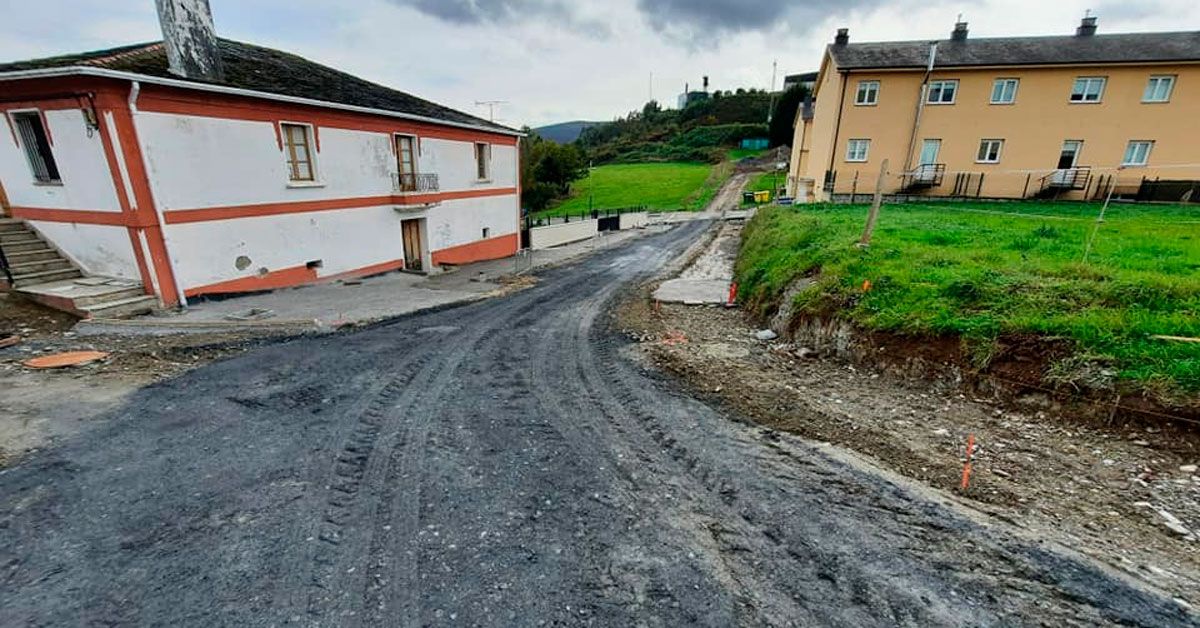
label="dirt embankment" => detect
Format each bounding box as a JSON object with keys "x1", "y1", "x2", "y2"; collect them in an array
[{"x1": 614, "y1": 223, "x2": 1200, "y2": 609}]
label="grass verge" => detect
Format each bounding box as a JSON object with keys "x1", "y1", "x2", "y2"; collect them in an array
[{"x1": 735, "y1": 201, "x2": 1200, "y2": 398}]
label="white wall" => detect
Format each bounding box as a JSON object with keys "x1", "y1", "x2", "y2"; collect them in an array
[
  {"x1": 619, "y1": 211, "x2": 649, "y2": 230},
  {"x1": 530, "y1": 220, "x2": 598, "y2": 250},
  {"x1": 28, "y1": 221, "x2": 141, "y2": 280},
  {"x1": 426, "y1": 195, "x2": 518, "y2": 252},
  {"x1": 0, "y1": 108, "x2": 123, "y2": 211},
  {"x1": 420, "y1": 138, "x2": 517, "y2": 191}
]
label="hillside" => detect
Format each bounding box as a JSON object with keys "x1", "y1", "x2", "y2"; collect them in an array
[{"x1": 533, "y1": 120, "x2": 604, "y2": 144}]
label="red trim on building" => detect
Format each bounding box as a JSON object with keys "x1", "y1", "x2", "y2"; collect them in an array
[
  {"x1": 431, "y1": 233, "x2": 519, "y2": 266},
  {"x1": 184, "y1": 258, "x2": 405, "y2": 297},
  {"x1": 161, "y1": 187, "x2": 517, "y2": 225},
  {"x1": 9, "y1": 206, "x2": 128, "y2": 225}
]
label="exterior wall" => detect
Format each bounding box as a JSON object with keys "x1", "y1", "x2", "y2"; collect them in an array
[
  {"x1": 28, "y1": 221, "x2": 141, "y2": 279},
  {"x1": 802, "y1": 54, "x2": 1200, "y2": 199},
  {"x1": 619, "y1": 211, "x2": 649, "y2": 230},
  {"x1": 530, "y1": 219, "x2": 598, "y2": 250},
  {"x1": 803, "y1": 57, "x2": 847, "y2": 198}
]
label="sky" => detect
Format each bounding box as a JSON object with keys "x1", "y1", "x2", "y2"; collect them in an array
[{"x1": 2, "y1": 0, "x2": 1197, "y2": 128}]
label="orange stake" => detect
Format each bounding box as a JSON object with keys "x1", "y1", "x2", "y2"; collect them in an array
[
  {"x1": 960, "y1": 433, "x2": 976, "y2": 491},
  {"x1": 726, "y1": 282, "x2": 738, "y2": 307}
]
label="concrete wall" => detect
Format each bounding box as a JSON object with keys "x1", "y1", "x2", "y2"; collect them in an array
[
  {"x1": 618, "y1": 211, "x2": 649, "y2": 230},
  {"x1": 802, "y1": 55, "x2": 1200, "y2": 199},
  {"x1": 530, "y1": 219, "x2": 598, "y2": 250},
  {"x1": 27, "y1": 221, "x2": 141, "y2": 280}
]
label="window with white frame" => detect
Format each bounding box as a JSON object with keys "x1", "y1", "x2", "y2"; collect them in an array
[
  {"x1": 976, "y1": 139, "x2": 1004, "y2": 163},
  {"x1": 1070, "y1": 77, "x2": 1106, "y2": 102},
  {"x1": 855, "y1": 80, "x2": 879, "y2": 105},
  {"x1": 281, "y1": 122, "x2": 316, "y2": 182},
  {"x1": 474, "y1": 142, "x2": 491, "y2": 180},
  {"x1": 990, "y1": 78, "x2": 1019, "y2": 104},
  {"x1": 1143, "y1": 76, "x2": 1175, "y2": 103},
  {"x1": 1122, "y1": 141, "x2": 1153, "y2": 166},
  {"x1": 845, "y1": 139, "x2": 870, "y2": 162},
  {"x1": 11, "y1": 111, "x2": 61, "y2": 183},
  {"x1": 927, "y1": 80, "x2": 958, "y2": 104}
]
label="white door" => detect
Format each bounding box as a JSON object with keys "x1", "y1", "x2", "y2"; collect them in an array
[{"x1": 916, "y1": 139, "x2": 941, "y2": 181}]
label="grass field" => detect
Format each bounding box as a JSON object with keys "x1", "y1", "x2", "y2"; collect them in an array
[
  {"x1": 540, "y1": 162, "x2": 723, "y2": 217},
  {"x1": 736, "y1": 201, "x2": 1200, "y2": 396}
]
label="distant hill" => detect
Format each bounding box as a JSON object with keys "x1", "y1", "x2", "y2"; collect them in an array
[{"x1": 533, "y1": 120, "x2": 604, "y2": 144}]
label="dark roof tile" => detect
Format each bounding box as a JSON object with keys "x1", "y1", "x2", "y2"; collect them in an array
[{"x1": 0, "y1": 39, "x2": 516, "y2": 134}]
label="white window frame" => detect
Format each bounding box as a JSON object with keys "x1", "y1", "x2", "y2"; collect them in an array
[
  {"x1": 855, "y1": 80, "x2": 879, "y2": 106},
  {"x1": 976, "y1": 139, "x2": 1004, "y2": 164},
  {"x1": 845, "y1": 139, "x2": 870, "y2": 163},
  {"x1": 279, "y1": 121, "x2": 320, "y2": 186},
  {"x1": 474, "y1": 142, "x2": 492, "y2": 181},
  {"x1": 1070, "y1": 77, "x2": 1106, "y2": 103},
  {"x1": 1142, "y1": 75, "x2": 1175, "y2": 103},
  {"x1": 990, "y1": 78, "x2": 1019, "y2": 104},
  {"x1": 926, "y1": 80, "x2": 958, "y2": 104},
  {"x1": 9, "y1": 108, "x2": 62, "y2": 185},
  {"x1": 1122, "y1": 140, "x2": 1153, "y2": 167}
]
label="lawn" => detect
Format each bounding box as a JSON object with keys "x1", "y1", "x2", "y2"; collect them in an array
[
  {"x1": 735, "y1": 200, "x2": 1200, "y2": 396},
  {"x1": 540, "y1": 162, "x2": 720, "y2": 217}
]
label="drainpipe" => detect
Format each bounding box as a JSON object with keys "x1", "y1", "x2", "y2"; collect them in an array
[
  {"x1": 902, "y1": 42, "x2": 938, "y2": 174},
  {"x1": 129, "y1": 81, "x2": 189, "y2": 308}
]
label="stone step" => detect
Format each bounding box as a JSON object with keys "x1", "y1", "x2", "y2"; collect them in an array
[
  {"x1": 71, "y1": 285, "x2": 146, "y2": 308},
  {"x1": 6, "y1": 248, "x2": 59, "y2": 263},
  {"x1": 0, "y1": 233, "x2": 41, "y2": 245},
  {"x1": 0, "y1": 219, "x2": 30, "y2": 233},
  {"x1": 10, "y1": 258, "x2": 73, "y2": 274},
  {"x1": 12, "y1": 267, "x2": 83, "y2": 286},
  {"x1": 2, "y1": 239, "x2": 49, "y2": 253},
  {"x1": 80, "y1": 295, "x2": 158, "y2": 319}
]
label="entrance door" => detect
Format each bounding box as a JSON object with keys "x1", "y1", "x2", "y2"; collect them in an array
[
  {"x1": 916, "y1": 139, "x2": 941, "y2": 181},
  {"x1": 401, "y1": 219, "x2": 423, "y2": 271},
  {"x1": 1052, "y1": 140, "x2": 1082, "y2": 185},
  {"x1": 396, "y1": 135, "x2": 417, "y2": 191}
]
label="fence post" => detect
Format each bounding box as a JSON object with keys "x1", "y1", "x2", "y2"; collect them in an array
[{"x1": 858, "y1": 159, "x2": 889, "y2": 248}]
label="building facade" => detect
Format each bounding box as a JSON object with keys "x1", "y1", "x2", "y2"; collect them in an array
[
  {"x1": 0, "y1": 10, "x2": 519, "y2": 311},
  {"x1": 789, "y1": 19, "x2": 1200, "y2": 202}
]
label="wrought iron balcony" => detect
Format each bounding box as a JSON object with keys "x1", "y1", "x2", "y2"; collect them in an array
[
  {"x1": 1042, "y1": 166, "x2": 1091, "y2": 190},
  {"x1": 393, "y1": 172, "x2": 439, "y2": 194},
  {"x1": 901, "y1": 163, "x2": 945, "y2": 190}
]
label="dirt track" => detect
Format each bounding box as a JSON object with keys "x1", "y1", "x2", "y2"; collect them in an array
[{"x1": 0, "y1": 221, "x2": 1194, "y2": 626}]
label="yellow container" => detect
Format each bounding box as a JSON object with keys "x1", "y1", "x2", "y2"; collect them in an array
[{"x1": 754, "y1": 190, "x2": 771, "y2": 203}]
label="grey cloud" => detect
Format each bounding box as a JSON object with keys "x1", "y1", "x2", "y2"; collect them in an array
[
  {"x1": 635, "y1": 0, "x2": 881, "y2": 40},
  {"x1": 388, "y1": 0, "x2": 608, "y2": 33}
]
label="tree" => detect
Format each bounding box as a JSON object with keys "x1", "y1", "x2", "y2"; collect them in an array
[
  {"x1": 769, "y1": 85, "x2": 810, "y2": 148},
  {"x1": 520, "y1": 129, "x2": 588, "y2": 212}
]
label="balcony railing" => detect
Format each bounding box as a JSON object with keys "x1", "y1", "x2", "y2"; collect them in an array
[
  {"x1": 394, "y1": 172, "x2": 439, "y2": 194},
  {"x1": 901, "y1": 163, "x2": 945, "y2": 190},
  {"x1": 1042, "y1": 166, "x2": 1091, "y2": 190}
]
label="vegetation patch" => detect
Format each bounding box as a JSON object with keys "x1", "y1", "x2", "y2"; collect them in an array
[
  {"x1": 735, "y1": 201, "x2": 1200, "y2": 399},
  {"x1": 539, "y1": 162, "x2": 720, "y2": 217}
]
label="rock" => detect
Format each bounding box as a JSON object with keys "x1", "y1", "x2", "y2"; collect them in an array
[
  {"x1": 1131, "y1": 440, "x2": 1151, "y2": 447},
  {"x1": 1154, "y1": 509, "x2": 1192, "y2": 536},
  {"x1": 796, "y1": 347, "x2": 816, "y2": 358},
  {"x1": 1180, "y1": 465, "x2": 1198, "y2": 474},
  {"x1": 754, "y1": 329, "x2": 778, "y2": 341},
  {"x1": 933, "y1": 428, "x2": 950, "y2": 437}
]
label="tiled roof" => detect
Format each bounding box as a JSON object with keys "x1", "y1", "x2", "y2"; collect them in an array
[
  {"x1": 0, "y1": 39, "x2": 516, "y2": 134},
  {"x1": 830, "y1": 31, "x2": 1200, "y2": 70}
]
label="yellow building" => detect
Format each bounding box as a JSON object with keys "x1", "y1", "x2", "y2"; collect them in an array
[{"x1": 789, "y1": 18, "x2": 1200, "y2": 202}]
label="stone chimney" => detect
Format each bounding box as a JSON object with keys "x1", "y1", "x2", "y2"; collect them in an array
[
  {"x1": 155, "y1": 0, "x2": 224, "y2": 82},
  {"x1": 1077, "y1": 15, "x2": 1098, "y2": 37},
  {"x1": 951, "y1": 21, "x2": 969, "y2": 42},
  {"x1": 834, "y1": 28, "x2": 849, "y2": 46}
]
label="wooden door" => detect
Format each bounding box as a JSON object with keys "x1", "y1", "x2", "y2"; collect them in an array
[{"x1": 401, "y1": 219, "x2": 423, "y2": 271}]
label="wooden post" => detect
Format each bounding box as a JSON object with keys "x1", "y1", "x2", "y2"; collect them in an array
[{"x1": 858, "y1": 159, "x2": 888, "y2": 248}]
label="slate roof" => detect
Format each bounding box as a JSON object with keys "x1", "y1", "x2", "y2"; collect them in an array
[
  {"x1": 0, "y1": 39, "x2": 517, "y2": 134},
  {"x1": 829, "y1": 31, "x2": 1200, "y2": 70}
]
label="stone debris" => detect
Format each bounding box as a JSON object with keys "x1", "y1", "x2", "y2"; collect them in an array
[{"x1": 754, "y1": 329, "x2": 778, "y2": 341}]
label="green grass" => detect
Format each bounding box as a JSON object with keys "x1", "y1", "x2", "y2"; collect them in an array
[
  {"x1": 727, "y1": 148, "x2": 768, "y2": 161},
  {"x1": 735, "y1": 201, "x2": 1200, "y2": 396},
  {"x1": 740, "y1": 171, "x2": 786, "y2": 206},
  {"x1": 539, "y1": 162, "x2": 719, "y2": 217}
]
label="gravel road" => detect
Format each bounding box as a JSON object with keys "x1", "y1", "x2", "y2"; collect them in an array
[{"x1": 1, "y1": 220, "x2": 1194, "y2": 626}]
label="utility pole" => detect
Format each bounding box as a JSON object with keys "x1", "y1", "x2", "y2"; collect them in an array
[
  {"x1": 858, "y1": 159, "x2": 889, "y2": 248},
  {"x1": 474, "y1": 100, "x2": 508, "y2": 122},
  {"x1": 767, "y1": 59, "x2": 778, "y2": 124}
]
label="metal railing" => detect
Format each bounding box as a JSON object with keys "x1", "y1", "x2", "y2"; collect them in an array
[
  {"x1": 0, "y1": 241, "x2": 12, "y2": 287},
  {"x1": 1040, "y1": 166, "x2": 1091, "y2": 191},
  {"x1": 393, "y1": 172, "x2": 439, "y2": 194},
  {"x1": 901, "y1": 163, "x2": 945, "y2": 190}
]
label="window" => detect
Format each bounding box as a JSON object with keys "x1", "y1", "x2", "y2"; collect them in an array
[
  {"x1": 927, "y1": 80, "x2": 958, "y2": 104},
  {"x1": 11, "y1": 111, "x2": 61, "y2": 183},
  {"x1": 846, "y1": 139, "x2": 870, "y2": 162},
  {"x1": 395, "y1": 134, "x2": 417, "y2": 190},
  {"x1": 1122, "y1": 141, "x2": 1153, "y2": 166},
  {"x1": 281, "y1": 123, "x2": 315, "y2": 181},
  {"x1": 1143, "y1": 76, "x2": 1175, "y2": 103},
  {"x1": 1070, "y1": 77, "x2": 1106, "y2": 103},
  {"x1": 855, "y1": 80, "x2": 879, "y2": 105},
  {"x1": 976, "y1": 139, "x2": 1004, "y2": 163},
  {"x1": 474, "y1": 142, "x2": 491, "y2": 180},
  {"x1": 990, "y1": 78, "x2": 1019, "y2": 104}
]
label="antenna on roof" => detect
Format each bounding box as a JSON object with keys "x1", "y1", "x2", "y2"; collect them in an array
[
  {"x1": 1085, "y1": 8, "x2": 1092, "y2": 18},
  {"x1": 474, "y1": 100, "x2": 508, "y2": 122}
]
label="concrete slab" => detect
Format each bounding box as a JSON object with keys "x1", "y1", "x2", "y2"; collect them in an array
[
  {"x1": 652, "y1": 219, "x2": 743, "y2": 305},
  {"x1": 653, "y1": 278, "x2": 730, "y2": 304}
]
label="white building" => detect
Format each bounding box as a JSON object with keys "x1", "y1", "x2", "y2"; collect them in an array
[{"x1": 0, "y1": 0, "x2": 521, "y2": 314}]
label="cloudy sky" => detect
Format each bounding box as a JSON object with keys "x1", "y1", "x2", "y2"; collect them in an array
[{"x1": 3, "y1": 0, "x2": 1197, "y2": 128}]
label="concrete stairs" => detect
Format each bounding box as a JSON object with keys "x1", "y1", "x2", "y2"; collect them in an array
[{"x1": 1, "y1": 218, "x2": 159, "y2": 319}]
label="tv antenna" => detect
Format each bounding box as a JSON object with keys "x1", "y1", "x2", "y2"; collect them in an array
[{"x1": 475, "y1": 100, "x2": 508, "y2": 122}]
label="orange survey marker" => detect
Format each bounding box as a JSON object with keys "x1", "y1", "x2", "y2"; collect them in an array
[
  {"x1": 960, "y1": 433, "x2": 976, "y2": 491},
  {"x1": 726, "y1": 282, "x2": 738, "y2": 307},
  {"x1": 862, "y1": 279, "x2": 873, "y2": 293}
]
